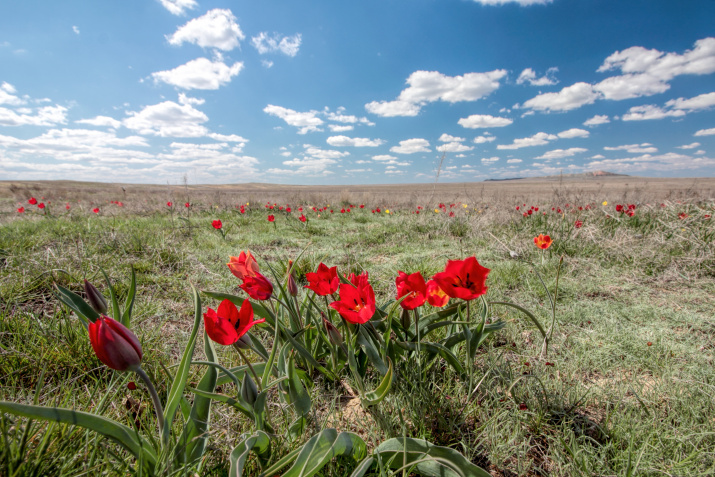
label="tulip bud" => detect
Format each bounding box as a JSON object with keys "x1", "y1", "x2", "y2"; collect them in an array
[
  {"x1": 241, "y1": 372, "x2": 258, "y2": 406},
  {"x1": 400, "y1": 307, "x2": 411, "y2": 330},
  {"x1": 287, "y1": 261, "x2": 298, "y2": 296},
  {"x1": 84, "y1": 279, "x2": 108, "y2": 315},
  {"x1": 232, "y1": 333, "x2": 253, "y2": 350},
  {"x1": 88, "y1": 315, "x2": 142, "y2": 371},
  {"x1": 323, "y1": 317, "x2": 343, "y2": 347}
]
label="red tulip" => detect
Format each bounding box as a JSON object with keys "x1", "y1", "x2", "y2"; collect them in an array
[
  {"x1": 346, "y1": 271, "x2": 369, "y2": 288},
  {"x1": 28, "y1": 197, "x2": 37, "y2": 205},
  {"x1": 65, "y1": 203, "x2": 71, "y2": 210},
  {"x1": 330, "y1": 281, "x2": 376, "y2": 324},
  {"x1": 17, "y1": 207, "x2": 24, "y2": 213},
  {"x1": 432, "y1": 257, "x2": 490, "y2": 301},
  {"x1": 38, "y1": 203, "x2": 45, "y2": 209},
  {"x1": 534, "y1": 234, "x2": 552, "y2": 249},
  {"x1": 203, "y1": 299, "x2": 265, "y2": 346},
  {"x1": 574, "y1": 220, "x2": 583, "y2": 228},
  {"x1": 167, "y1": 201, "x2": 172, "y2": 207},
  {"x1": 240, "y1": 273, "x2": 273, "y2": 301},
  {"x1": 212, "y1": 219, "x2": 222, "y2": 229},
  {"x1": 92, "y1": 208, "x2": 100, "y2": 214},
  {"x1": 227, "y1": 251, "x2": 260, "y2": 280},
  {"x1": 426, "y1": 280, "x2": 449, "y2": 307},
  {"x1": 299, "y1": 214, "x2": 307, "y2": 222},
  {"x1": 304, "y1": 263, "x2": 339, "y2": 296},
  {"x1": 88, "y1": 315, "x2": 143, "y2": 371},
  {"x1": 268, "y1": 215, "x2": 275, "y2": 222},
  {"x1": 185, "y1": 202, "x2": 190, "y2": 208},
  {"x1": 395, "y1": 271, "x2": 427, "y2": 310}
]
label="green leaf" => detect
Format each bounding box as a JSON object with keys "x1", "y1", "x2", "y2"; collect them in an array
[
  {"x1": 229, "y1": 431, "x2": 272, "y2": 477},
  {"x1": 53, "y1": 284, "x2": 98, "y2": 326},
  {"x1": 372, "y1": 437, "x2": 491, "y2": 477},
  {"x1": 122, "y1": 267, "x2": 136, "y2": 327},
  {"x1": 287, "y1": 355, "x2": 312, "y2": 416},
  {"x1": 442, "y1": 321, "x2": 506, "y2": 350},
  {"x1": 187, "y1": 388, "x2": 253, "y2": 419},
  {"x1": 163, "y1": 285, "x2": 203, "y2": 443},
  {"x1": 357, "y1": 327, "x2": 388, "y2": 376},
  {"x1": 363, "y1": 357, "x2": 393, "y2": 407},
  {"x1": 100, "y1": 268, "x2": 122, "y2": 324},
  {"x1": 0, "y1": 401, "x2": 157, "y2": 468},
  {"x1": 266, "y1": 428, "x2": 367, "y2": 477},
  {"x1": 489, "y1": 301, "x2": 546, "y2": 340},
  {"x1": 397, "y1": 341, "x2": 465, "y2": 376}
]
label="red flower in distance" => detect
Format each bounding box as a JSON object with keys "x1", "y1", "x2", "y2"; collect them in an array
[
  {"x1": 299, "y1": 214, "x2": 307, "y2": 222},
  {"x1": 228, "y1": 251, "x2": 260, "y2": 280},
  {"x1": 203, "y1": 299, "x2": 265, "y2": 346},
  {"x1": 267, "y1": 215, "x2": 275, "y2": 222},
  {"x1": 534, "y1": 234, "x2": 552, "y2": 250},
  {"x1": 185, "y1": 202, "x2": 190, "y2": 208},
  {"x1": 305, "y1": 263, "x2": 339, "y2": 296},
  {"x1": 240, "y1": 273, "x2": 273, "y2": 301},
  {"x1": 37, "y1": 203, "x2": 45, "y2": 209},
  {"x1": 17, "y1": 206, "x2": 25, "y2": 213},
  {"x1": 65, "y1": 203, "x2": 70, "y2": 210},
  {"x1": 88, "y1": 315, "x2": 143, "y2": 371},
  {"x1": 330, "y1": 281, "x2": 376, "y2": 324},
  {"x1": 574, "y1": 220, "x2": 583, "y2": 228},
  {"x1": 426, "y1": 280, "x2": 449, "y2": 308},
  {"x1": 212, "y1": 219, "x2": 222, "y2": 229},
  {"x1": 432, "y1": 257, "x2": 490, "y2": 301},
  {"x1": 395, "y1": 271, "x2": 427, "y2": 310},
  {"x1": 92, "y1": 208, "x2": 100, "y2": 214},
  {"x1": 615, "y1": 204, "x2": 624, "y2": 212},
  {"x1": 127, "y1": 381, "x2": 137, "y2": 391},
  {"x1": 167, "y1": 201, "x2": 172, "y2": 207},
  {"x1": 28, "y1": 197, "x2": 37, "y2": 205}
]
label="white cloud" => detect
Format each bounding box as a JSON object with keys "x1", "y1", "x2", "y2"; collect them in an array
[
  {"x1": 372, "y1": 154, "x2": 397, "y2": 162},
  {"x1": 72, "y1": 26, "x2": 80, "y2": 35},
  {"x1": 261, "y1": 60, "x2": 274, "y2": 68},
  {"x1": 507, "y1": 158, "x2": 522, "y2": 163},
  {"x1": 166, "y1": 9, "x2": 244, "y2": 51},
  {"x1": 521, "y1": 82, "x2": 599, "y2": 112},
  {"x1": 251, "y1": 32, "x2": 302, "y2": 57},
  {"x1": 436, "y1": 142, "x2": 474, "y2": 152},
  {"x1": 694, "y1": 127, "x2": 715, "y2": 136},
  {"x1": 0, "y1": 105, "x2": 68, "y2": 127},
  {"x1": 473, "y1": 134, "x2": 496, "y2": 144},
  {"x1": 583, "y1": 114, "x2": 609, "y2": 126},
  {"x1": 604, "y1": 143, "x2": 658, "y2": 154},
  {"x1": 497, "y1": 132, "x2": 557, "y2": 150},
  {"x1": 76, "y1": 116, "x2": 122, "y2": 129},
  {"x1": 151, "y1": 57, "x2": 243, "y2": 90},
  {"x1": 390, "y1": 138, "x2": 431, "y2": 154},
  {"x1": 471, "y1": 0, "x2": 553, "y2": 5},
  {"x1": 535, "y1": 147, "x2": 588, "y2": 160},
  {"x1": 665, "y1": 92, "x2": 715, "y2": 112},
  {"x1": 326, "y1": 136, "x2": 384, "y2": 147},
  {"x1": 516, "y1": 67, "x2": 558, "y2": 86},
  {"x1": 263, "y1": 105, "x2": 323, "y2": 134},
  {"x1": 587, "y1": 152, "x2": 715, "y2": 174},
  {"x1": 178, "y1": 92, "x2": 205, "y2": 106},
  {"x1": 158, "y1": 0, "x2": 197, "y2": 16},
  {"x1": 621, "y1": 104, "x2": 685, "y2": 121},
  {"x1": 458, "y1": 114, "x2": 513, "y2": 129},
  {"x1": 366, "y1": 69, "x2": 506, "y2": 117},
  {"x1": 207, "y1": 133, "x2": 248, "y2": 143},
  {"x1": 677, "y1": 142, "x2": 700, "y2": 149},
  {"x1": 124, "y1": 101, "x2": 208, "y2": 137},
  {"x1": 303, "y1": 146, "x2": 349, "y2": 160},
  {"x1": 328, "y1": 124, "x2": 354, "y2": 132},
  {"x1": 439, "y1": 133, "x2": 465, "y2": 142},
  {"x1": 557, "y1": 128, "x2": 589, "y2": 138},
  {"x1": 481, "y1": 156, "x2": 500, "y2": 164}
]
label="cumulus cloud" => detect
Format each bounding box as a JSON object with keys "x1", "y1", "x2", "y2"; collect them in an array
[
  {"x1": 326, "y1": 136, "x2": 384, "y2": 147},
  {"x1": 0, "y1": 105, "x2": 68, "y2": 127},
  {"x1": 535, "y1": 147, "x2": 588, "y2": 160},
  {"x1": 604, "y1": 143, "x2": 658, "y2": 154},
  {"x1": 677, "y1": 142, "x2": 700, "y2": 149},
  {"x1": 124, "y1": 101, "x2": 208, "y2": 137},
  {"x1": 694, "y1": 127, "x2": 715, "y2": 136},
  {"x1": 521, "y1": 82, "x2": 599, "y2": 112},
  {"x1": 665, "y1": 92, "x2": 715, "y2": 112},
  {"x1": 0, "y1": 82, "x2": 24, "y2": 106},
  {"x1": 303, "y1": 146, "x2": 349, "y2": 160},
  {"x1": 587, "y1": 152, "x2": 715, "y2": 174},
  {"x1": 621, "y1": 104, "x2": 685, "y2": 121},
  {"x1": 516, "y1": 67, "x2": 558, "y2": 86},
  {"x1": 366, "y1": 69, "x2": 506, "y2": 117},
  {"x1": 390, "y1": 138, "x2": 431, "y2": 154},
  {"x1": 481, "y1": 156, "x2": 499, "y2": 164},
  {"x1": 557, "y1": 128, "x2": 589, "y2": 138},
  {"x1": 72, "y1": 26, "x2": 80, "y2": 35},
  {"x1": 251, "y1": 32, "x2": 302, "y2": 57},
  {"x1": 328, "y1": 124, "x2": 354, "y2": 132},
  {"x1": 372, "y1": 155, "x2": 397, "y2": 162},
  {"x1": 583, "y1": 114, "x2": 610, "y2": 126},
  {"x1": 458, "y1": 114, "x2": 513, "y2": 129},
  {"x1": 263, "y1": 105, "x2": 323, "y2": 134},
  {"x1": 439, "y1": 133, "x2": 465, "y2": 142},
  {"x1": 497, "y1": 132, "x2": 557, "y2": 150},
  {"x1": 473, "y1": 134, "x2": 496, "y2": 144},
  {"x1": 151, "y1": 57, "x2": 244, "y2": 90},
  {"x1": 158, "y1": 0, "x2": 197, "y2": 16},
  {"x1": 166, "y1": 9, "x2": 244, "y2": 51},
  {"x1": 76, "y1": 116, "x2": 122, "y2": 129},
  {"x1": 436, "y1": 142, "x2": 474, "y2": 152},
  {"x1": 506, "y1": 158, "x2": 523, "y2": 163}
]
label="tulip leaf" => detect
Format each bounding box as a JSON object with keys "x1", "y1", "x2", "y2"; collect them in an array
[
  {"x1": 370, "y1": 437, "x2": 491, "y2": 477},
  {"x1": 122, "y1": 267, "x2": 136, "y2": 328},
  {"x1": 489, "y1": 301, "x2": 547, "y2": 341},
  {"x1": 287, "y1": 355, "x2": 312, "y2": 416},
  {"x1": 0, "y1": 401, "x2": 157, "y2": 468},
  {"x1": 163, "y1": 285, "x2": 202, "y2": 443},
  {"x1": 187, "y1": 387, "x2": 254, "y2": 419},
  {"x1": 253, "y1": 391, "x2": 269, "y2": 431},
  {"x1": 397, "y1": 341, "x2": 465, "y2": 376},
  {"x1": 217, "y1": 362, "x2": 268, "y2": 388},
  {"x1": 100, "y1": 268, "x2": 122, "y2": 325},
  {"x1": 264, "y1": 428, "x2": 367, "y2": 477},
  {"x1": 442, "y1": 321, "x2": 507, "y2": 350},
  {"x1": 349, "y1": 456, "x2": 375, "y2": 477},
  {"x1": 417, "y1": 303, "x2": 463, "y2": 331},
  {"x1": 53, "y1": 284, "x2": 98, "y2": 326},
  {"x1": 357, "y1": 327, "x2": 388, "y2": 376},
  {"x1": 363, "y1": 357, "x2": 393, "y2": 407},
  {"x1": 229, "y1": 431, "x2": 272, "y2": 477}
]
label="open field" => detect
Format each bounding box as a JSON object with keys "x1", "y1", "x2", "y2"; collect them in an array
[{"x1": 1, "y1": 176, "x2": 714, "y2": 476}]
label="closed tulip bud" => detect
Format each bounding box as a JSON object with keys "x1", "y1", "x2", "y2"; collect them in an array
[
  {"x1": 84, "y1": 279, "x2": 108, "y2": 315},
  {"x1": 400, "y1": 307, "x2": 411, "y2": 330},
  {"x1": 88, "y1": 315, "x2": 142, "y2": 371},
  {"x1": 241, "y1": 372, "x2": 258, "y2": 406},
  {"x1": 232, "y1": 333, "x2": 253, "y2": 350},
  {"x1": 323, "y1": 317, "x2": 343, "y2": 347},
  {"x1": 287, "y1": 260, "x2": 298, "y2": 297}
]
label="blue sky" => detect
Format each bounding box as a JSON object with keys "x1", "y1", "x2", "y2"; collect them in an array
[{"x1": 1, "y1": 0, "x2": 714, "y2": 184}]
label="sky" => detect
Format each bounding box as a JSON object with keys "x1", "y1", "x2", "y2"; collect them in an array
[{"x1": 1, "y1": 0, "x2": 714, "y2": 185}]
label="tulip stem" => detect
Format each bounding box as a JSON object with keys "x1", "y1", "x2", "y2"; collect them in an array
[
  {"x1": 134, "y1": 367, "x2": 165, "y2": 443},
  {"x1": 234, "y1": 344, "x2": 263, "y2": 392}
]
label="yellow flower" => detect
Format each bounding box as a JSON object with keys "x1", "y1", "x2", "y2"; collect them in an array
[
  {"x1": 602, "y1": 201, "x2": 608, "y2": 206},
  {"x1": 246, "y1": 202, "x2": 249, "y2": 206},
  {"x1": 434, "y1": 209, "x2": 440, "y2": 213},
  {"x1": 462, "y1": 204, "x2": 468, "y2": 208},
  {"x1": 385, "y1": 209, "x2": 390, "y2": 214}
]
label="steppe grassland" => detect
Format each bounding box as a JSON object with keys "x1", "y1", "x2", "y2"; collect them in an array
[{"x1": 1, "y1": 177, "x2": 714, "y2": 476}]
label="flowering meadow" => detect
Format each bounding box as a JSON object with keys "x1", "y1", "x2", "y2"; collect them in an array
[{"x1": 1, "y1": 183, "x2": 714, "y2": 476}]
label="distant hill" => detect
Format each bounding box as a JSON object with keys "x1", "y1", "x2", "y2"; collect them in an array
[{"x1": 485, "y1": 170, "x2": 627, "y2": 182}]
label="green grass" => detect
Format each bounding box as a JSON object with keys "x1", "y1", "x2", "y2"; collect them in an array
[{"x1": 1, "y1": 200, "x2": 714, "y2": 476}]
